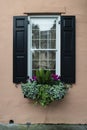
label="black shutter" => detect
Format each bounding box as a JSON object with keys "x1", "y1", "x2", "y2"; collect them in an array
[
  {"x1": 61, "y1": 16, "x2": 75, "y2": 83},
  {"x1": 13, "y1": 16, "x2": 28, "y2": 83}
]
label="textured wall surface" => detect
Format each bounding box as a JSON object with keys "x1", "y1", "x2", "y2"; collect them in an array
[
  {"x1": 0, "y1": 0, "x2": 87, "y2": 124},
  {"x1": 0, "y1": 124, "x2": 87, "y2": 130}
]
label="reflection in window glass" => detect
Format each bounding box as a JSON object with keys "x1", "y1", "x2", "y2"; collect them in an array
[
  {"x1": 40, "y1": 40, "x2": 47, "y2": 49},
  {"x1": 31, "y1": 17, "x2": 57, "y2": 76},
  {"x1": 32, "y1": 30, "x2": 39, "y2": 39},
  {"x1": 32, "y1": 51, "x2": 39, "y2": 60},
  {"x1": 32, "y1": 18, "x2": 56, "y2": 31},
  {"x1": 32, "y1": 40, "x2": 39, "y2": 49},
  {"x1": 32, "y1": 51, "x2": 56, "y2": 75}
]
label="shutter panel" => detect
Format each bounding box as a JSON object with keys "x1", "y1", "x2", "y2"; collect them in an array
[
  {"x1": 13, "y1": 16, "x2": 28, "y2": 83},
  {"x1": 61, "y1": 16, "x2": 75, "y2": 83}
]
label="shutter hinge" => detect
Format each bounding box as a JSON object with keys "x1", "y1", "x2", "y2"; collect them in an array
[{"x1": 28, "y1": 20, "x2": 30, "y2": 24}]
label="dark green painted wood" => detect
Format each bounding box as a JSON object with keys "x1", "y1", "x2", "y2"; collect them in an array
[
  {"x1": 61, "y1": 16, "x2": 75, "y2": 83},
  {"x1": 13, "y1": 16, "x2": 28, "y2": 83}
]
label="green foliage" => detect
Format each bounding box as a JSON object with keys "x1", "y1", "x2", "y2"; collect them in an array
[
  {"x1": 21, "y1": 82, "x2": 70, "y2": 107},
  {"x1": 21, "y1": 81, "x2": 38, "y2": 99},
  {"x1": 36, "y1": 69, "x2": 52, "y2": 84},
  {"x1": 49, "y1": 83, "x2": 68, "y2": 100},
  {"x1": 36, "y1": 84, "x2": 52, "y2": 106},
  {"x1": 21, "y1": 69, "x2": 71, "y2": 107}
]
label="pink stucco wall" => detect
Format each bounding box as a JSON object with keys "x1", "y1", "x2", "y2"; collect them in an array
[{"x1": 0, "y1": 0, "x2": 87, "y2": 124}]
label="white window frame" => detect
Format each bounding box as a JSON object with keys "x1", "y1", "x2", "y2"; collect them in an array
[{"x1": 28, "y1": 15, "x2": 61, "y2": 77}]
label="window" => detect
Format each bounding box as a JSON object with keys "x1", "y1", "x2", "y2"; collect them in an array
[
  {"x1": 13, "y1": 15, "x2": 75, "y2": 84},
  {"x1": 28, "y1": 15, "x2": 60, "y2": 77}
]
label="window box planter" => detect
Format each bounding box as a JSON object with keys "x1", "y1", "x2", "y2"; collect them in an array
[{"x1": 21, "y1": 69, "x2": 71, "y2": 107}]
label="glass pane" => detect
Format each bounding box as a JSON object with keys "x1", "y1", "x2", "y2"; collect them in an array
[
  {"x1": 32, "y1": 30, "x2": 39, "y2": 39},
  {"x1": 49, "y1": 61, "x2": 56, "y2": 69},
  {"x1": 39, "y1": 51, "x2": 47, "y2": 61},
  {"x1": 40, "y1": 40, "x2": 47, "y2": 49},
  {"x1": 31, "y1": 18, "x2": 56, "y2": 32},
  {"x1": 39, "y1": 61, "x2": 47, "y2": 69},
  {"x1": 32, "y1": 40, "x2": 39, "y2": 49},
  {"x1": 32, "y1": 18, "x2": 56, "y2": 49},
  {"x1": 31, "y1": 18, "x2": 57, "y2": 76},
  {"x1": 40, "y1": 31, "x2": 47, "y2": 39},
  {"x1": 40, "y1": 30, "x2": 56, "y2": 39},
  {"x1": 32, "y1": 51, "x2": 56, "y2": 69},
  {"x1": 32, "y1": 51, "x2": 39, "y2": 60},
  {"x1": 51, "y1": 21, "x2": 56, "y2": 29},
  {"x1": 32, "y1": 61, "x2": 39, "y2": 69},
  {"x1": 47, "y1": 39, "x2": 56, "y2": 49},
  {"x1": 32, "y1": 24, "x2": 39, "y2": 30},
  {"x1": 32, "y1": 60, "x2": 55, "y2": 70},
  {"x1": 49, "y1": 51, "x2": 56, "y2": 59},
  {"x1": 50, "y1": 30, "x2": 56, "y2": 39}
]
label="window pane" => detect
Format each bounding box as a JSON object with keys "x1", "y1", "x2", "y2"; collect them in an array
[
  {"x1": 31, "y1": 18, "x2": 56, "y2": 31},
  {"x1": 40, "y1": 40, "x2": 47, "y2": 49},
  {"x1": 47, "y1": 39, "x2": 56, "y2": 49},
  {"x1": 48, "y1": 61, "x2": 56, "y2": 69},
  {"x1": 32, "y1": 18, "x2": 56, "y2": 49},
  {"x1": 32, "y1": 24, "x2": 39, "y2": 30},
  {"x1": 32, "y1": 40, "x2": 39, "y2": 49},
  {"x1": 32, "y1": 51, "x2": 56, "y2": 75},
  {"x1": 32, "y1": 30, "x2": 39, "y2": 39},
  {"x1": 50, "y1": 30, "x2": 56, "y2": 39},
  {"x1": 40, "y1": 31, "x2": 47, "y2": 39},
  {"x1": 32, "y1": 51, "x2": 39, "y2": 60},
  {"x1": 49, "y1": 51, "x2": 56, "y2": 59},
  {"x1": 32, "y1": 61, "x2": 39, "y2": 69},
  {"x1": 30, "y1": 17, "x2": 59, "y2": 76}
]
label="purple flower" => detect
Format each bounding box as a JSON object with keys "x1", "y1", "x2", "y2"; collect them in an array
[
  {"x1": 51, "y1": 74, "x2": 60, "y2": 81},
  {"x1": 32, "y1": 76, "x2": 37, "y2": 81}
]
